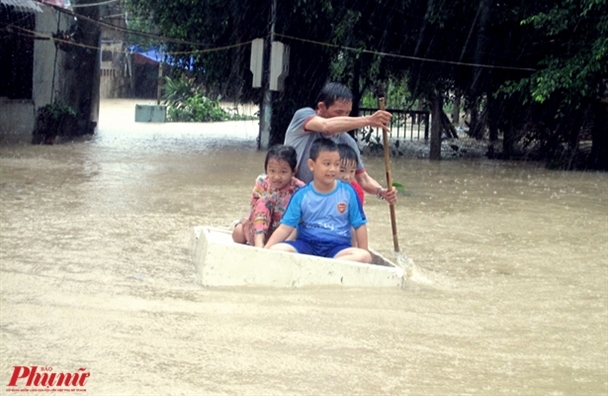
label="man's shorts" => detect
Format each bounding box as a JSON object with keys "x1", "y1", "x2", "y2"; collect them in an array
[{"x1": 283, "y1": 239, "x2": 352, "y2": 258}]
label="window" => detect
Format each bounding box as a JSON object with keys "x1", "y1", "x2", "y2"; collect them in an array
[{"x1": 0, "y1": 6, "x2": 35, "y2": 99}]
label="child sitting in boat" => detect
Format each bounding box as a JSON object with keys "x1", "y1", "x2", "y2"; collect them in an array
[
  {"x1": 338, "y1": 143, "x2": 366, "y2": 247},
  {"x1": 265, "y1": 138, "x2": 372, "y2": 263},
  {"x1": 232, "y1": 145, "x2": 305, "y2": 248},
  {"x1": 337, "y1": 143, "x2": 365, "y2": 205}
]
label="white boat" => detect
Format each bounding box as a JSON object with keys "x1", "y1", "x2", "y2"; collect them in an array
[{"x1": 190, "y1": 226, "x2": 405, "y2": 288}]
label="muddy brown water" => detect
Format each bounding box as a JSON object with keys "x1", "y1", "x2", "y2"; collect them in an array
[{"x1": 1, "y1": 100, "x2": 606, "y2": 395}]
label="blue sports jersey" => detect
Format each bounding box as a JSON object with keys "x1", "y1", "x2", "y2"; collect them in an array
[{"x1": 281, "y1": 180, "x2": 367, "y2": 246}]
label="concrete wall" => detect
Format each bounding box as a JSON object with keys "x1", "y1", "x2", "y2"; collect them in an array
[
  {"x1": 0, "y1": 98, "x2": 35, "y2": 143},
  {"x1": 32, "y1": 6, "x2": 68, "y2": 112},
  {"x1": 0, "y1": 6, "x2": 67, "y2": 143},
  {"x1": 100, "y1": 40, "x2": 130, "y2": 99}
]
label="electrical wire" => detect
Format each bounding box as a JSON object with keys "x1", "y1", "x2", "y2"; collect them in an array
[
  {"x1": 22, "y1": 2, "x2": 537, "y2": 72},
  {"x1": 41, "y1": 2, "x2": 216, "y2": 47},
  {"x1": 69, "y1": 0, "x2": 119, "y2": 7},
  {"x1": 274, "y1": 33, "x2": 536, "y2": 72},
  {"x1": 6, "y1": 25, "x2": 252, "y2": 56}
]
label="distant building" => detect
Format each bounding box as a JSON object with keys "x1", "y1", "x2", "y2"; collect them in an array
[
  {"x1": 99, "y1": 40, "x2": 163, "y2": 100},
  {"x1": 99, "y1": 3, "x2": 163, "y2": 100}
]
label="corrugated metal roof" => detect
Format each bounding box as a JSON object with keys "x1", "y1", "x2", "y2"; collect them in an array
[{"x1": 0, "y1": 0, "x2": 43, "y2": 12}]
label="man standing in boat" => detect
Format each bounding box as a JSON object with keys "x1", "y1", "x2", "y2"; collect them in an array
[{"x1": 284, "y1": 82, "x2": 397, "y2": 204}]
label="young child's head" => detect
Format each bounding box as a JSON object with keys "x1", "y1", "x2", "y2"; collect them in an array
[
  {"x1": 337, "y1": 143, "x2": 358, "y2": 183},
  {"x1": 265, "y1": 145, "x2": 298, "y2": 190},
  {"x1": 308, "y1": 138, "x2": 340, "y2": 186}
]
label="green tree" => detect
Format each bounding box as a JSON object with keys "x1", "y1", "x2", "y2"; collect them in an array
[{"x1": 501, "y1": 0, "x2": 608, "y2": 169}]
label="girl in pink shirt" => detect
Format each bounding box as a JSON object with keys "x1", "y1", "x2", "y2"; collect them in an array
[
  {"x1": 337, "y1": 143, "x2": 365, "y2": 204},
  {"x1": 232, "y1": 145, "x2": 305, "y2": 247}
]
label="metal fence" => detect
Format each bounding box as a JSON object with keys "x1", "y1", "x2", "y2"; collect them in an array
[{"x1": 358, "y1": 108, "x2": 430, "y2": 142}]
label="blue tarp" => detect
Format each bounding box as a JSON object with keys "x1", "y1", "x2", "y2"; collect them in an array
[{"x1": 128, "y1": 46, "x2": 194, "y2": 71}]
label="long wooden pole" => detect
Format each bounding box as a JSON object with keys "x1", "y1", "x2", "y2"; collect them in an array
[{"x1": 378, "y1": 96, "x2": 400, "y2": 253}]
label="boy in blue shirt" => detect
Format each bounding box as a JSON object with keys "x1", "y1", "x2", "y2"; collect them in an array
[{"x1": 265, "y1": 138, "x2": 372, "y2": 263}]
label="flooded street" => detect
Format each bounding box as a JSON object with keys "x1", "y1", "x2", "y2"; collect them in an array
[{"x1": 1, "y1": 99, "x2": 607, "y2": 395}]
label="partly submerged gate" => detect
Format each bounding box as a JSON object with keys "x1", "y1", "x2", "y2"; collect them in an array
[{"x1": 358, "y1": 108, "x2": 430, "y2": 143}]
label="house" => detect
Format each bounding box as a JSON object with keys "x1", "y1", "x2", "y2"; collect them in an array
[
  {"x1": 0, "y1": 0, "x2": 100, "y2": 143},
  {"x1": 99, "y1": 41, "x2": 163, "y2": 100}
]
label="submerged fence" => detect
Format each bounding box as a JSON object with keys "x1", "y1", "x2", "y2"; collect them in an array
[{"x1": 358, "y1": 108, "x2": 430, "y2": 143}]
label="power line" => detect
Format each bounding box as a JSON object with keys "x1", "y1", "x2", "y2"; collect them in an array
[
  {"x1": 42, "y1": 2, "x2": 215, "y2": 47},
  {"x1": 7, "y1": 25, "x2": 252, "y2": 56},
  {"x1": 68, "y1": 0, "x2": 119, "y2": 7},
  {"x1": 274, "y1": 33, "x2": 537, "y2": 72},
  {"x1": 101, "y1": 13, "x2": 126, "y2": 19},
  {"x1": 31, "y1": 3, "x2": 537, "y2": 72}
]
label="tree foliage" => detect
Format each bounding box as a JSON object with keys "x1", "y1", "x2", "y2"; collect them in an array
[{"x1": 520, "y1": 0, "x2": 607, "y2": 104}]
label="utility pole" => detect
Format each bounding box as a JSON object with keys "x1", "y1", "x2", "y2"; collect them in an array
[{"x1": 258, "y1": 0, "x2": 276, "y2": 150}]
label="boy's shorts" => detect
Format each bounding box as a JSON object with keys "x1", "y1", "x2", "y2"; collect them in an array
[{"x1": 283, "y1": 240, "x2": 352, "y2": 258}]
